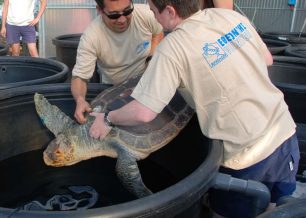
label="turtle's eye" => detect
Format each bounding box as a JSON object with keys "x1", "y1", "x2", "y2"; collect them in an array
[{"x1": 56, "y1": 134, "x2": 73, "y2": 153}]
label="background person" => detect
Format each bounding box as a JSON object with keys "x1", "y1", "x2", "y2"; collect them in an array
[
  {"x1": 71, "y1": 0, "x2": 163, "y2": 124},
  {"x1": 88, "y1": 0, "x2": 300, "y2": 217},
  {"x1": 1, "y1": 0, "x2": 47, "y2": 57}
]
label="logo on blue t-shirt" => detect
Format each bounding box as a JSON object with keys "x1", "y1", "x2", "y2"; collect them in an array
[
  {"x1": 136, "y1": 41, "x2": 150, "y2": 54},
  {"x1": 202, "y1": 22, "x2": 252, "y2": 68}
]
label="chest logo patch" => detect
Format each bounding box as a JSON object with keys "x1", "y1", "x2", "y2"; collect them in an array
[{"x1": 136, "y1": 40, "x2": 150, "y2": 54}]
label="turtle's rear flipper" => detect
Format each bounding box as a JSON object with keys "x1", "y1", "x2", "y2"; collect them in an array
[{"x1": 116, "y1": 150, "x2": 152, "y2": 198}]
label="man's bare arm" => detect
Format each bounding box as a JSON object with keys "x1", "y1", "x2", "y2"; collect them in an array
[
  {"x1": 71, "y1": 77, "x2": 92, "y2": 124},
  {"x1": 213, "y1": 0, "x2": 234, "y2": 9},
  {"x1": 109, "y1": 100, "x2": 157, "y2": 126},
  {"x1": 89, "y1": 100, "x2": 157, "y2": 139},
  {"x1": 265, "y1": 49, "x2": 273, "y2": 66},
  {"x1": 29, "y1": 0, "x2": 47, "y2": 26},
  {"x1": 149, "y1": 32, "x2": 164, "y2": 56},
  {"x1": 1, "y1": 0, "x2": 9, "y2": 38}
]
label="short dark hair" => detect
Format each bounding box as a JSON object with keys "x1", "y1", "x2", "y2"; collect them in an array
[
  {"x1": 95, "y1": 0, "x2": 133, "y2": 9},
  {"x1": 95, "y1": 0, "x2": 104, "y2": 9},
  {"x1": 151, "y1": 0, "x2": 199, "y2": 18}
]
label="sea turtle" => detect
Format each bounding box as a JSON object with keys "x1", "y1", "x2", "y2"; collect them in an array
[{"x1": 34, "y1": 75, "x2": 194, "y2": 198}]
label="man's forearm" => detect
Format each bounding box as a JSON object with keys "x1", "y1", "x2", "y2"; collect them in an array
[
  {"x1": 71, "y1": 77, "x2": 87, "y2": 103},
  {"x1": 213, "y1": 0, "x2": 234, "y2": 9},
  {"x1": 36, "y1": 0, "x2": 47, "y2": 20},
  {"x1": 1, "y1": 0, "x2": 9, "y2": 28},
  {"x1": 108, "y1": 100, "x2": 158, "y2": 126},
  {"x1": 149, "y1": 32, "x2": 164, "y2": 56},
  {"x1": 265, "y1": 50, "x2": 273, "y2": 66}
]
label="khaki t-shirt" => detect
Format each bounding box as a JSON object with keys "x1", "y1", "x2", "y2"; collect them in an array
[
  {"x1": 72, "y1": 4, "x2": 163, "y2": 85},
  {"x1": 132, "y1": 9, "x2": 296, "y2": 169}
]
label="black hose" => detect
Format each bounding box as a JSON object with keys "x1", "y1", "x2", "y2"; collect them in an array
[
  {"x1": 257, "y1": 198, "x2": 306, "y2": 218},
  {"x1": 212, "y1": 173, "x2": 271, "y2": 217}
]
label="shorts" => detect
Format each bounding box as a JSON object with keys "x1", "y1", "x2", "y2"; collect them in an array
[
  {"x1": 209, "y1": 133, "x2": 300, "y2": 218},
  {"x1": 6, "y1": 23, "x2": 36, "y2": 45}
]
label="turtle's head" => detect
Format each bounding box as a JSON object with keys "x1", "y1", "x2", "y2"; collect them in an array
[{"x1": 43, "y1": 133, "x2": 81, "y2": 167}]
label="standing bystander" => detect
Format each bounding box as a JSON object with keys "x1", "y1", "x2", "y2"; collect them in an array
[{"x1": 1, "y1": 0, "x2": 47, "y2": 57}]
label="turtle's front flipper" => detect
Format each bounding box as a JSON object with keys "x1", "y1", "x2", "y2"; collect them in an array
[
  {"x1": 34, "y1": 93, "x2": 76, "y2": 136},
  {"x1": 116, "y1": 150, "x2": 152, "y2": 198}
]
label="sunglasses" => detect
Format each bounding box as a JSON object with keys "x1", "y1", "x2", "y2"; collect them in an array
[{"x1": 103, "y1": 2, "x2": 134, "y2": 20}]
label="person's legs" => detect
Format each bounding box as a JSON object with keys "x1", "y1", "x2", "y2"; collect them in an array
[
  {"x1": 262, "y1": 134, "x2": 299, "y2": 212},
  {"x1": 208, "y1": 133, "x2": 300, "y2": 218},
  {"x1": 27, "y1": 43, "x2": 39, "y2": 57},
  {"x1": 20, "y1": 26, "x2": 38, "y2": 57},
  {"x1": 6, "y1": 24, "x2": 21, "y2": 56},
  {"x1": 268, "y1": 134, "x2": 300, "y2": 203},
  {"x1": 10, "y1": 43, "x2": 21, "y2": 56}
]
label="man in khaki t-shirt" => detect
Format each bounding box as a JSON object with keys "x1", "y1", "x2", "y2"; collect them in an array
[
  {"x1": 71, "y1": 0, "x2": 163, "y2": 124},
  {"x1": 88, "y1": 0, "x2": 300, "y2": 217}
]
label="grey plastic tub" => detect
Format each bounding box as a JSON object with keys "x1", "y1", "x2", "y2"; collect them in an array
[
  {"x1": 0, "y1": 83, "x2": 222, "y2": 218},
  {"x1": 0, "y1": 56, "x2": 68, "y2": 90}
]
